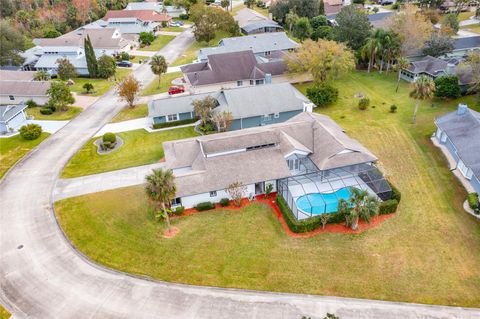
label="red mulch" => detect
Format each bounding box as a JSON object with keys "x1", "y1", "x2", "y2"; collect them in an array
[
  {"x1": 176, "y1": 193, "x2": 395, "y2": 238},
  {"x1": 163, "y1": 226, "x2": 180, "y2": 238}
]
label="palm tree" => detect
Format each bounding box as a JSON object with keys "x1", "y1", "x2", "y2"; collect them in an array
[
  {"x1": 145, "y1": 168, "x2": 176, "y2": 231},
  {"x1": 150, "y1": 55, "x2": 168, "y2": 89},
  {"x1": 338, "y1": 188, "x2": 379, "y2": 230},
  {"x1": 410, "y1": 75, "x2": 435, "y2": 123},
  {"x1": 395, "y1": 57, "x2": 410, "y2": 92},
  {"x1": 33, "y1": 70, "x2": 50, "y2": 81},
  {"x1": 379, "y1": 30, "x2": 400, "y2": 73},
  {"x1": 361, "y1": 30, "x2": 382, "y2": 73}
]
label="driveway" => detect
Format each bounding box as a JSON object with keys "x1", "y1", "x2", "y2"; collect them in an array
[{"x1": 1, "y1": 28, "x2": 480, "y2": 319}]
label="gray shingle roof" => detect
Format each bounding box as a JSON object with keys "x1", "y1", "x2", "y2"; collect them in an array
[
  {"x1": 198, "y1": 32, "x2": 297, "y2": 61},
  {"x1": 409, "y1": 56, "x2": 448, "y2": 76},
  {"x1": 0, "y1": 80, "x2": 50, "y2": 96},
  {"x1": 36, "y1": 28, "x2": 132, "y2": 50},
  {"x1": 181, "y1": 50, "x2": 287, "y2": 86},
  {"x1": 0, "y1": 70, "x2": 36, "y2": 81},
  {"x1": 0, "y1": 103, "x2": 27, "y2": 123},
  {"x1": 234, "y1": 8, "x2": 269, "y2": 27},
  {"x1": 241, "y1": 21, "x2": 283, "y2": 33},
  {"x1": 164, "y1": 112, "x2": 377, "y2": 197},
  {"x1": 436, "y1": 107, "x2": 480, "y2": 177}
]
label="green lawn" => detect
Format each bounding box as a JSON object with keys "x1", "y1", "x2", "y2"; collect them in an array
[
  {"x1": 130, "y1": 56, "x2": 150, "y2": 64},
  {"x1": 55, "y1": 72, "x2": 480, "y2": 306},
  {"x1": 27, "y1": 106, "x2": 82, "y2": 121},
  {"x1": 61, "y1": 127, "x2": 198, "y2": 178},
  {"x1": 457, "y1": 11, "x2": 475, "y2": 21},
  {"x1": 0, "y1": 304, "x2": 10, "y2": 319},
  {"x1": 141, "y1": 35, "x2": 176, "y2": 52},
  {"x1": 460, "y1": 23, "x2": 480, "y2": 34},
  {"x1": 69, "y1": 68, "x2": 132, "y2": 97},
  {"x1": 170, "y1": 31, "x2": 230, "y2": 66},
  {"x1": 0, "y1": 133, "x2": 49, "y2": 179},
  {"x1": 161, "y1": 26, "x2": 185, "y2": 32},
  {"x1": 141, "y1": 71, "x2": 183, "y2": 96},
  {"x1": 111, "y1": 104, "x2": 148, "y2": 123}
]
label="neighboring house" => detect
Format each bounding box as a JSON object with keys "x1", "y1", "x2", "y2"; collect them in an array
[
  {"x1": 148, "y1": 83, "x2": 314, "y2": 130},
  {"x1": 84, "y1": 17, "x2": 160, "y2": 34},
  {"x1": 327, "y1": 11, "x2": 393, "y2": 28},
  {"x1": 0, "y1": 70, "x2": 36, "y2": 81},
  {"x1": 400, "y1": 55, "x2": 473, "y2": 91},
  {"x1": 180, "y1": 50, "x2": 288, "y2": 93},
  {"x1": 433, "y1": 104, "x2": 480, "y2": 194},
  {"x1": 0, "y1": 76, "x2": 50, "y2": 105},
  {"x1": 124, "y1": 2, "x2": 186, "y2": 17},
  {"x1": 197, "y1": 32, "x2": 298, "y2": 62},
  {"x1": 0, "y1": 103, "x2": 28, "y2": 134},
  {"x1": 408, "y1": 36, "x2": 480, "y2": 60},
  {"x1": 102, "y1": 10, "x2": 172, "y2": 24},
  {"x1": 235, "y1": 8, "x2": 283, "y2": 35},
  {"x1": 163, "y1": 112, "x2": 391, "y2": 217}
]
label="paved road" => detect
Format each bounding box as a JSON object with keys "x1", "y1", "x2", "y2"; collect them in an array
[{"x1": 1, "y1": 28, "x2": 480, "y2": 319}]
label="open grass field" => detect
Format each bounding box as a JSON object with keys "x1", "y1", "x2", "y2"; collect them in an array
[
  {"x1": 141, "y1": 35, "x2": 176, "y2": 51},
  {"x1": 0, "y1": 304, "x2": 10, "y2": 319},
  {"x1": 55, "y1": 72, "x2": 480, "y2": 306},
  {"x1": 61, "y1": 127, "x2": 198, "y2": 178},
  {"x1": 111, "y1": 104, "x2": 148, "y2": 123},
  {"x1": 141, "y1": 71, "x2": 183, "y2": 96},
  {"x1": 69, "y1": 68, "x2": 132, "y2": 97},
  {"x1": 27, "y1": 106, "x2": 82, "y2": 121},
  {"x1": 170, "y1": 31, "x2": 230, "y2": 66},
  {"x1": 0, "y1": 133, "x2": 49, "y2": 179}
]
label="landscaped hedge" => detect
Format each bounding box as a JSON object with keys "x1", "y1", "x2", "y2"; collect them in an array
[
  {"x1": 195, "y1": 201, "x2": 215, "y2": 211},
  {"x1": 152, "y1": 118, "x2": 198, "y2": 130},
  {"x1": 389, "y1": 181, "x2": 402, "y2": 203},
  {"x1": 467, "y1": 193, "x2": 479, "y2": 210},
  {"x1": 378, "y1": 199, "x2": 399, "y2": 215},
  {"x1": 220, "y1": 198, "x2": 230, "y2": 207},
  {"x1": 173, "y1": 206, "x2": 185, "y2": 216}
]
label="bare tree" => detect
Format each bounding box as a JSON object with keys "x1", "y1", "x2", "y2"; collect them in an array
[
  {"x1": 116, "y1": 75, "x2": 140, "y2": 108},
  {"x1": 226, "y1": 181, "x2": 247, "y2": 207},
  {"x1": 192, "y1": 95, "x2": 216, "y2": 125},
  {"x1": 211, "y1": 111, "x2": 234, "y2": 132}
]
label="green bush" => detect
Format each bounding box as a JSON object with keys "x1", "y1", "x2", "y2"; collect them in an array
[
  {"x1": 378, "y1": 199, "x2": 398, "y2": 215},
  {"x1": 199, "y1": 121, "x2": 215, "y2": 133},
  {"x1": 19, "y1": 124, "x2": 42, "y2": 140},
  {"x1": 26, "y1": 99, "x2": 39, "y2": 108},
  {"x1": 120, "y1": 52, "x2": 130, "y2": 61},
  {"x1": 102, "y1": 132, "x2": 117, "y2": 144},
  {"x1": 467, "y1": 193, "x2": 479, "y2": 210},
  {"x1": 434, "y1": 75, "x2": 461, "y2": 99},
  {"x1": 220, "y1": 198, "x2": 230, "y2": 207},
  {"x1": 179, "y1": 13, "x2": 189, "y2": 20},
  {"x1": 195, "y1": 201, "x2": 216, "y2": 211},
  {"x1": 358, "y1": 97, "x2": 370, "y2": 110},
  {"x1": 173, "y1": 206, "x2": 185, "y2": 215},
  {"x1": 306, "y1": 83, "x2": 338, "y2": 107},
  {"x1": 40, "y1": 107, "x2": 53, "y2": 115},
  {"x1": 390, "y1": 104, "x2": 397, "y2": 113},
  {"x1": 152, "y1": 117, "x2": 198, "y2": 129},
  {"x1": 388, "y1": 181, "x2": 402, "y2": 203}
]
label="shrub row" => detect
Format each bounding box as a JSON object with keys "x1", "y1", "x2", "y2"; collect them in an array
[
  {"x1": 219, "y1": 198, "x2": 230, "y2": 207},
  {"x1": 195, "y1": 201, "x2": 216, "y2": 211},
  {"x1": 389, "y1": 181, "x2": 402, "y2": 203},
  {"x1": 152, "y1": 117, "x2": 198, "y2": 130},
  {"x1": 378, "y1": 199, "x2": 399, "y2": 215}
]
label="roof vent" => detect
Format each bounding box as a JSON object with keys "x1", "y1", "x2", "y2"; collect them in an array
[{"x1": 457, "y1": 103, "x2": 468, "y2": 116}]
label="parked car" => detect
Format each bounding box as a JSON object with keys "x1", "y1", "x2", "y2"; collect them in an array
[
  {"x1": 381, "y1": 0, "x2": 394, "y2": 5},
  {"x1": 168, "y1": 86, "x2": 185, "y2": 95},
  {"x1": 116, "y1": 60, "x2": 133, "y2": 67},
  {"x1": 169, "y1": 21, "x2": 184, "y2": 27}
]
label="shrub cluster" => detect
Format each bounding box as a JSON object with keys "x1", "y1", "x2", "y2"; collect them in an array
[
  {"x1": 102, "y1": 132, "x2": 117, "y2": 150},
  {"x1": 152, "y1": 117, "x2": 198, "y2": 130},
  {"x1": 467, "y1": 192, "x2": 479, "y2": 212},
  {"x1": 219, "y1": 198, "x2": 230, "y2": 207},
  {"x1": 195, "y1": 201, "x2": 215, "y2": 211},
  {"x1": 19, "y1": 124, "x2": 42, "y2": 140},
  {"x1": 198, "y1": 121, "x2": 215, "y2": 134},
  {"x1": 306, "y1": 83, "x2": 339, "y2": 107},
  {"x1": 40, "y1": 103, "x2": 57, "y2": 115},
  {"x1": 378, "y1": 199, "x2": 398, "y2": 215},
  {"x1": 26, "y1": 99, "x2": 39, "y2": 108},
  {"x1": 434, "y1": 75, "x2": 461, "y2": 99},
  {"x1": 358, "y1": 97, "x2": 370, "y2": 110},
  {"x1": 390, "y1": 104, "x2": 397, "y2": 113},
  {"x1": 173, "y1": 206, "x2": 185, "y2": 216}
]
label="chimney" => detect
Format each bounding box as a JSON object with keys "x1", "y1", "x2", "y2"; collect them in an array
[{"x1": 457, "y1": 103, "x2": 468, "y2": 116}]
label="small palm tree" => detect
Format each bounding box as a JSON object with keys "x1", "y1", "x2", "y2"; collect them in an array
[
  {"x1": 338, "y1": 188, "x2": 379, "y2": 230},
  {"x1": 150, "y1": 55, "x2": 168, "y2": 89},
  {"x1": 145, "y1": 168, "x2": 176, "y2": 231},
  {"x1": 410, "y1": 75, "x2": 436, "y2": 123},
  {"x1": 361, "y1": 30, "x2": 381, "y2": 73},
  {"x1": 395, "y1": 57, "x2": 410, "y2": 92}
]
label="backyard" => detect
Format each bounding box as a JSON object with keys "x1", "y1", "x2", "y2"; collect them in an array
[
  {"x1": 0, "y1": 133, "x2": 49, "y2": 179},
  {"x1": 141, "y1": 71, "x2": 183, "y2": 96},
  {"x1": 68, "y1": 68, "x2": 132, "y2": 97},
  {"x1": 55, "y1": 72, "x2": 480, "y2": 306},
  {"x1": 27, "y1": 106, "x2": 82, "y2": 121},
  {"x1": 61, "y1": 127, "x2": 198, "y2": 178},
  {"x1": 141, "y1": 35, "x2": 176, "y2": 52}
]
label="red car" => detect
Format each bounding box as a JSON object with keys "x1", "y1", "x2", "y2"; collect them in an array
[{"x1": 168, "y1": 86, "x2": 185, "y2": 95}]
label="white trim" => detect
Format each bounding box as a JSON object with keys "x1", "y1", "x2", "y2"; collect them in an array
[
  {"x1": 205, "y1": 148, "x2": 246, "y2": 158},
  {"x1": 166, "y1": 113, "x2": 179, "y2": 122},
  {"x1": 284, "y1": 150, "x2": 309, "y2": 158}
]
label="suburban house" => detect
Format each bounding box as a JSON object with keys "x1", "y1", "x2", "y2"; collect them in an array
[
  {"x1": 408, "y1": 36, "x2": 480, "y2": 60},
  {"x1": 400, "y1": 55, "x2": 473, "y2": 91},
  {"x1": 83, "y1": 17, "x2": 160, "y2": 34},
  {"x1": 433, "y1": 104, "x2": 480, "y2": 194},
  {"x1": 0, "y1": 70, "x2": 50, "y2": 105},
  {"x1": 102, "y1": 10, "x2": 172, "y2": 25},
  {"x1": 0, "y1": 103, "x2": 28, "y2": 134},
  {"x1": 197, "y1": 32, "x2": 298, "y2": 62},
  {"x1": 124, "y1": 2, "x2": 186, "y2": 17},
  {"x1": 234, "y1": 8, "x2": 283, "y2": 35},
  {"x1": 180, "y1": 50, "x2": 288, "y2": 93},
  {"x1": 163, "y1": 112, "x2": 392, "y2": 217},
  {"x1": 327, "y1": 11, "x2": 393, "y2": 28},
  {"x1": 148, "y1": 83, "x2": 314, "y2": 130},
  {"x1": 27, "y1": 28, "x2": 136, "y2": 76}
]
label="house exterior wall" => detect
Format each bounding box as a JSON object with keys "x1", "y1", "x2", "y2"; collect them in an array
[
  {"x1": 185, "y1": 74, "x2": 291, "y2": 94},
  {"x1": 3, "y1": 111, "x2": 27, "y2": 133},
  {"x1": 0, "y1": 122, "x2": 8, "y2": 133},
  {"x1": 0, "y1": 95, "x2": 48, "y2": 105},
  {"x1": 471, "y1": 174, "x2": 480, "y2": 194},
  {"x1": 229, "y1": 110, "x2": 302, "y2": 130},
  {"x1": 152, "y1": 111, "x2": 194, "y2": 124}
]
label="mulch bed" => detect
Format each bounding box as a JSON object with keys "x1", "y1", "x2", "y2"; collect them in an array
[{"x1": 174, "y1": 193, "x2": 395, "y2": 238}]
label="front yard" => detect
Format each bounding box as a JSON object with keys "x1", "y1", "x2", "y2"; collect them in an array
[
  {"x1": 111, "y1": 104, "x2": 148, "y2": 123},
  {"x1": 61, "y1": 127, "x2": 198, "y2": 178},
  {"x1": 141, "y1": 35, "x2": 176, "y2": 52},
  {"x1": 141, "y1": 71, "x2": 183, "y2": 96},
  {"x1": 55, "y1": 72, "x2": 480, "y2": 306},
  {"x1": 0, "y1": 133, "x2": 49, "y2": 179},
  {"x1": 27, "y1": 106, "x2": 82, "y2": 121},
  {"x1": 68, "y1": 68, "x2": 132, "y2": 97}
]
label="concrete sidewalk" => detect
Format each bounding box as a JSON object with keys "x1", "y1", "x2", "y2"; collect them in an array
[
  {"x1": 53, "y1": 162, "x2": 165, "y2": 201},
  {"x1": 26, "y1": 120, "x2": 69, "y2": 134}
]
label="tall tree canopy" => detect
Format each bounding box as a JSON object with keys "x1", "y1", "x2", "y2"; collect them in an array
[
  {"x1": 84, "y1": 35, "x2": 98, "y2": 78},
  {"x1": 422, "y1": 34, "x2": 454, "y2": 57},
  {"x1": 0, "y1": 20, "x2": 25, "y2": 66},
  {"x1": 270, "y1": 0, "x2": 321, "y2": 22},
  {"x1": 333, "y1": 5, "x2": 371, "y2": 50}
]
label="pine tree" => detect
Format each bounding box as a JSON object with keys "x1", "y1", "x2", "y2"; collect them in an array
[
  {"x1": 319, "y1": 0, "x2": 325, "y2": 15},
  {"x1": 84, "y1": 35, "x2": 98, "y2": 78}
]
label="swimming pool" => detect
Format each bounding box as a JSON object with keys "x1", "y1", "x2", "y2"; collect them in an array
[{"x1": 296, "y1": 187, "x2": 352, "y2": 215}]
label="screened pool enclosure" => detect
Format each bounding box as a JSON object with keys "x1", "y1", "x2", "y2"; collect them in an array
[{"x1": 277, "y1": 163, "x2": 392, "y2": 220}]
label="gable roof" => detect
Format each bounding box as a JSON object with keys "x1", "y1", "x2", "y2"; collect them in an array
[
  {"x1": 436, "y1": 107, "x2": 480, "y2": 177},
  {"x1": 181, "y1": 50, "x2": 286, "y2": 86},
  {"x1": 0, "y1": 80, "x2": 50, "y2": 97},
  {"x1": 408, "y1": 55, "x2": 448, "y2": 76},
  {"x1": 164, "y1": 112, "x2": 377, "y2": 197},
  {"x1": 0, "y1": 70, "x2": 36, "y2": 81},
  {"x1": 198, "y1": 32, "x2": 297, "y2": 61},
  {"x1": 235, "y1": 8, "x2": 269, "y2": 27},
  {"x1": 0, "y1": 103, "x2": 27, "y2": 123},
  {"x1": 103, "y1": 10, "x2": 171, "y2": 22}
]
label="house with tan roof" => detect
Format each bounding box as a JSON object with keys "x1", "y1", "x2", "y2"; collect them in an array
[
  {"x1": 163, "y1": 112, "x2": 392, "y2": 218},
  {"x1": 102, "y1": 10, "x2": 172, "y2": 24},
  {"x1": 0, "y1": 70, "x2": 50, "y2": 105}
]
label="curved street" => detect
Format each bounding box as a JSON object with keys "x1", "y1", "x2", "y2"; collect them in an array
[{"x1": 1, "y1": 29, "x2": 479, "y2": 319}]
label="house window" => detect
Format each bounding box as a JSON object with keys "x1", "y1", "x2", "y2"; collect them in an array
[
  {"x1": 274, "y1": 112, "x2": 280, "y2": 119},
  {"x1": 250, "y1": 80, "x2": 254, "y2": 85},
  {"x1": 263, "y1": 114, "x2": 272, "y2": 121},
  {"x1": 171, "y1": 197, "x2": 182, "y2": 206},
  {"x1": 210, "y1": 191, "x2": 217, "y2": 197},
  {"x1": 255, "y1": 79, "x2": 264, "y2": 85},
  {"x1": 167, "y1": 114, "x2": 178, "y2": 122},
  {"x1": 265, "y1": 51, "x2": 271, "y2": 56},
  {"x1": 287, "y1": 158, "x2": 301, "y2": 171},
  {"x1": 237, "y1": 80, "x2": 243, "y2": 86},
  {"x1": 9, "y1": 95, "x2": 14, "y2": 101}
]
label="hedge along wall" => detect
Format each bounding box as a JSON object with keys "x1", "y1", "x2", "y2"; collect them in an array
[
  {"x1": 276, "y1": 180, "x2": 401, "y2": 234},
  {"x1": 152, "y1": 117, "x2": 198, "y2": 129}
]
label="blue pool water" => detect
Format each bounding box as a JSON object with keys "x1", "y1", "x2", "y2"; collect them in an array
[{"x1": 296, "y1": 187, "x2": 352, "y2": 215}]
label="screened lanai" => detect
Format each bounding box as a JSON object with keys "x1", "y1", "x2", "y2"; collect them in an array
[{"x1": 278, "y1": 163, "x2": 391, "y2": 220}]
